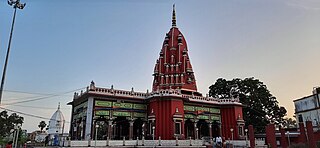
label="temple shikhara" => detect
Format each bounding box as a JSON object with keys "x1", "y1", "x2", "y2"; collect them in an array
[{"x1": 68, "y1": 6, "x2": 244, "y2": 141}]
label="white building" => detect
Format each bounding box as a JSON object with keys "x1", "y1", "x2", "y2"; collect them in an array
[
  {"x1": 294, "y1": 87, "x2": 320, "y2": 129},
  {"x1": 48, "y1": 103, "x2": 65, "y2": 136}
]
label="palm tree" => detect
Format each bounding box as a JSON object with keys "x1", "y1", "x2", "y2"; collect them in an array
[{"x1": 38, "y1": 121, "x2": 47, "y2": 132}]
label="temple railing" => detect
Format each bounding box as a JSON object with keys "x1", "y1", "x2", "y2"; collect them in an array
[
  {"x1": 73, "y1": 86, "x2": 149, "y2": 100},
  {"x1": 73, "y1": 83, "x2": 240, "y2": 105}
]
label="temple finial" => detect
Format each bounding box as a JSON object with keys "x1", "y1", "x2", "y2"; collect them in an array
[
  {"x1": 58, "y1": 102, "x2": 60, "y2": 110},
  {"x1": 172, "y1": 4, "x2": 177, "y2": 28}
]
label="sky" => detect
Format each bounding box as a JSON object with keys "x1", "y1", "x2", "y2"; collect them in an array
[{"x1": 0, "y1": 0, "x2": 320, "y2": 133}]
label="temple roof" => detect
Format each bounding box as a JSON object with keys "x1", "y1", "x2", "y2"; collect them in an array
[
  {"x1": 48, "y1": 103, "x2": 65, "y2": 134},
  {"x1": 152, "y1": 5, "x2": 198, "y2": 95}
]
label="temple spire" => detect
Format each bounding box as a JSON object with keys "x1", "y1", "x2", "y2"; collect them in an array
[
  {"x1": 58, "y1": 102, "x2": 60, "y2": 110},
  {"x1": 172, "y1": 4, "x2": 177, "y2": 28}
]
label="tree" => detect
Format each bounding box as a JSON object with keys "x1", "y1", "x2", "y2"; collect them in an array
[
  {"x1": 283, "y1": 117, "x2": 297, "y2": 128},
  {"x1": 38, "y1": 121, "x2": 47, "y2": 132},
  {"x1": 209, "y1": 77, "x2": 287, "y2": 133},
  {"x1": 0, "y1": 110, "x2": 24, "y2": 139}
]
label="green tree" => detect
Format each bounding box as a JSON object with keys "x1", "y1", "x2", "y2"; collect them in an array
[
  {"x1": 38, "y1": 121, "x2": 47, "y2": 132},
  {"x1": 0, "y1": 110, "x2": 24, "y2": 139},
  {"x1": 209, "y1": 77, "x2": 287, "y2": 133},
  {"x1": 283, "y1": 117, "x2": 297, "y2": 128}
]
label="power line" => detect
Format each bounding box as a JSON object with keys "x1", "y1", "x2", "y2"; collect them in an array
[
  {"x1": 0, "y1": 106, "x2": 70, "y2": 123},
  {"x1": 1, "y1": 87, "x2": 86, "y2": 106},
  {"x1": 6, "y1": 104, "x2": 70, "y2": 110}
]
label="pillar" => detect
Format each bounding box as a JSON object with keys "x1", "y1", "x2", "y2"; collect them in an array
[
  {"x1": 209, "y1": 122, "x2": 212, "y2": 139},
  {"x1": 194, "y1": 120, "x2": 198, "y2": 139},
  {"x1": 108, "y1": 120, "x2": 113, "y2": 140},
  {"x1": 280, "y1": 126, "x2": 288, "y2": 148},
  {"x1": 129, "y1": 120, "x2": 134, "y2": 140},
  {"x1": 248, "y1": 125, "x2": 255, "y2": 148},
  {"x1": 265, "y1": 124, "x2": 276, "y2": 148},
  {"x1": 299, "y1": 122, "x2": 307, "y2": 143},
  {"x1": 306, "y1": 121, "x2": 316, "y2": 148}
]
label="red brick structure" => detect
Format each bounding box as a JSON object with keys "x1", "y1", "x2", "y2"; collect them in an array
[
  {"x1": 265, "y1": 124, "x2": 277, "y2": 148},
  {"x1": 306, "y1": 121, "x2": 316, "y2": 148},
  {"x1": 280, "y1": 127, "x2": 288, "y2": 148}
]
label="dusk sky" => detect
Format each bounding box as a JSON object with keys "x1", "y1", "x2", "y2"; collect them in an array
[{"x1": 0, "y1": 0, "x2": 320, "y2": 132}]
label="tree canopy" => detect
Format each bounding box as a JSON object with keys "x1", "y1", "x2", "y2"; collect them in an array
[
  {"x1": 38, "y1": 121, "x2": 47, "y2": 132},
  {"x1": 209, "y1": 77, "x2": 287, "y2": 133},
  {"x1": 0, "y1": 110, "x2": 24, "y2": 139}
]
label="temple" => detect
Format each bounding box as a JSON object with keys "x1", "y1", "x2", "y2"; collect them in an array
[{"x1": 68, "y1": 5, "x2": 244, "y2": 141}]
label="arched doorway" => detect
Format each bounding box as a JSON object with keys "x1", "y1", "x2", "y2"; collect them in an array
[
  {"x1": 197, "y1": 119, "x2": 209, "y2": 139},
  {"x1": 133, "y1": 118, "x2": 143, "y2": 140},
  {"x1": 184, "y1": 119, "x2": 194, "y2": 139},
  {"x1": 96, "y1": 121, "x2": 108, "y2": 140},
  {"x1": 113, "y1": 117, "x2": 129, "y2": 140},
  {"x1": 212, "y1": 121, "x2": 220, "y2": 138}
]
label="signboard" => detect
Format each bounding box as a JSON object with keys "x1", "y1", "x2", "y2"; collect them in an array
[
  {"x1": 133, "y1": 112, "x2": 146, "y2": 118},
  {"x1": 198, "y1": 115, "x2": 209, "y2": 120},
  {"x1": 74, "y1": 101, "x2": 88, "y2": 113},
  {"x1": 195, "y1": 107, "x2": 210, "y2": 112},
  {"x1": 211, "y1": 115, "x2": 220, "y2": 121},
  {"x1": 95, "y1": 101, "x2": 112, "y2": 107},
  {"x1": 209, "y1": 108, "x2": 220, "y2": 113},
  {"x1": 184, "y1": 105, "x2": 195, "y2": 111},
  {"x1": 113, "y1": 111, "x2": 131, "y2": 117},
  {"x1": 113, "y1": 102, "x2": 133, "y2": 109},
  {"x1": 184, "y1": 114, "x2": 194, "y2": 119},
  {"x1": 133, "y1": 104, "x2": 146, "y2": 110},
  {"x1": 95, "y1": 110, "x2": 109, "y2": 116}
]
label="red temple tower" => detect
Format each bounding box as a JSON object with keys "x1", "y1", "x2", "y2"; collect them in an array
[
  {"x1": 147, "y1": 5, "x2": 245, "y2": 140},
  {"x1": 152, "y1": 5, "x2": 197, "y2": 94}
]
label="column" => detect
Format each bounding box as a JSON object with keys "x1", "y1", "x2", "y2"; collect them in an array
[
  {"x1": 108, "y1": 120, "x2": 113, "y2": 140},
  {"x1": 129, "y1": 120, "x2": 134, "y2": 140},
  {"x1": 265, "y1": 124, "x2": 276, "y2": 148},
  {"x1": 306, "y1": 121, "x2": 316, "y2": 148},
  {"x1": 299, "y1": 122, "x2": 307, "y2": 143},
  {"x1": 194, "y1": 120, "x2": 198, "y2": 140},
  {"x1": 209, "y1": 122, "x2": 212, "y2": 139},
  {"x1": 248, "y1": 125, "x2": 255, "y2": 148},
  {"x1": 279, "y1": 126, "x2": 288, "y2": 148}
]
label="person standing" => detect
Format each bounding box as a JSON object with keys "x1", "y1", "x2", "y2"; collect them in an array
[{"x1": 215, "y1": 135, "x2": 222, "y2": 148}]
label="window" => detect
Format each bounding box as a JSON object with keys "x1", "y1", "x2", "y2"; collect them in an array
[
  {"x1": 175, "y1": 122, "x2": 181, "y2": 134},
  {"x1": 238, "y1": 126, "x2": 243, "y2": 136},
  {"x1": 298, "y1": 115, "x2": 303, "y2": 123}
]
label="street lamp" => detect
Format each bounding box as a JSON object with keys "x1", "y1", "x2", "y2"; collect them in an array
[
  {"x1": 286, "y1": 131, "x2": 290, "y2": 146},
  {"x1": 230, "y1": 128, "x2": 234, "y2": 148},
  {"x1": 152, "y1": 126, "x2": 155, "y2": 140},
  {"x1": 0, "y1": 0, "x2": 26, "y2": 104},
  {"x1": 245, "y1": 129, "x2": 248, "y2": 148},
  {"x1": 142, "y1": 123, "x2": 145, "y2": 139},
  {"x1": 13, "y1": 124, "x2": 21, "y2": 148},
  {"x1": 95, "y1": 124, "x2": 99, "y2": 148},
  {"x1": 196, "y1": 128, "x2": 199, "y2": 140}
]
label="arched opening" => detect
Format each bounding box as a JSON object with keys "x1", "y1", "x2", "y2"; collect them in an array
[
  {"x1": 197, "y1": 119, "x2": 209, "y2": 139},
  {"x1": 212, "y1": 121, "x2": 220, "y2": 138},
  {"x1": 184, "y1": 119, "x2": 194, "y2": 139},
  {"x1": 96, "y1": 121, "x2": 108, "y2": 140},
  {"x1": 113, "y1": 117, "x2": 129, "y2": 140},
  {"x1": 133, "y1": 118, "x2": 143, "y2": 140}
]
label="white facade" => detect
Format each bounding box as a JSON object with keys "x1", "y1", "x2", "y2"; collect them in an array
[
  {"x1": 294, "y1": 91, "x2": 320, "y2": 128},
  {"x1": 48, "y1": 104, "x2": 65, "y2": 135}
]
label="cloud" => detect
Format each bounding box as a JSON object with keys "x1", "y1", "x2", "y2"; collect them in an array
[{"x1": 287, "y1": 0, "x2": 320, "y2": 11}]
